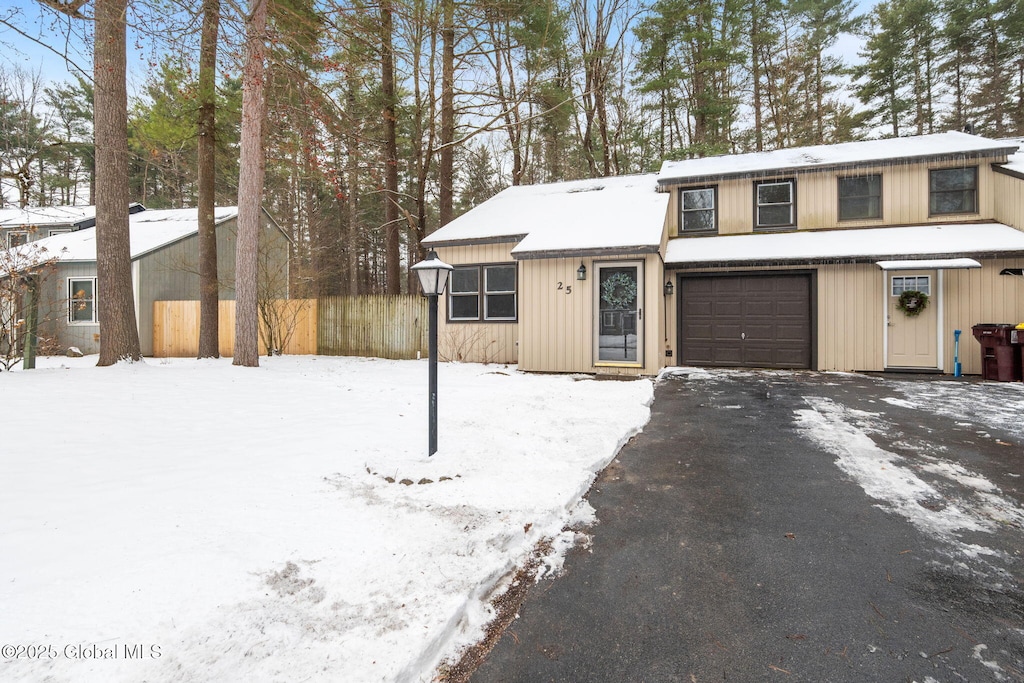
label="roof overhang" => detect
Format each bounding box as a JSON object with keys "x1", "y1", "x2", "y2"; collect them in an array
[
  {"x1": 876, "y1": 258, "x2": 981, "y2": 270},
  {"x1": 664, "y1": 223, "x2": 1024, "y2": 268},
  {"x1": 512, "y1": 244, "x2": 661, "y2": 260}
]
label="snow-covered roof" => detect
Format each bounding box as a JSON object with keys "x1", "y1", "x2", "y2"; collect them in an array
[
  {"x1": 659, "y1": 132, "x2": 1018, "y2": 184},
  {"x1": 999, "y1": 138, "x2": 1024, "y2": 176},
  {"x1": 664, "y1": 223, "x2": 1024, "y2": 266},
  {"x1": 422, "y1": 174, "x2": 669, "y2": 257},
  {"x1": 25, "y1": 207, "x2": 239, "y2": 263},
  {"x1": 0, "y1": 204, "x2": 97, "y2": 228}
]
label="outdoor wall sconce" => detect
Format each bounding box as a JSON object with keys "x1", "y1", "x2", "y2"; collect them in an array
[
  {"x1": 577, "y1": 262, "x2": 587, "y2": 281},
  {"x1": 664, "y1": 280, "x2": 674, "y2": 296}
]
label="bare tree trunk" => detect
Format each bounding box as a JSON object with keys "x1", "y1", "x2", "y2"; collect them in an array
[
  {"x1": 94, "y1": 0, "x2": 141, "y2": 365},
  {"x1": 197, "y1": 0, "x2": 220, "y2": 358},
  {"x1": 381, "y1": 0, "x2": 401, "y2": 295},
  {"x1": 345, "y1": 70, "x2": 360, "y2": 296},
  {"x1": 438, "y1": 0, "x2": 455, "y2": 229},
  {"x1": 234, "y1": 0, "x2": 270, "y2": 368}
]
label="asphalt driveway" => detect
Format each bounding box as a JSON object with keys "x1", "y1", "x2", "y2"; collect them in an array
[{"x1": 471, "y1": 370, "x2": 1024, "y2": 682}]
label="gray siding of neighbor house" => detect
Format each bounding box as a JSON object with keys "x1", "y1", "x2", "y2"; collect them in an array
[
  {"x1": 35, "y1": 262, "x2": 103, "y2": 355},
  {"x1": 28, "y1": 212, "x2": 289, "y2": 357},
  {"x1": 136, "y1": 214, "x2": 290, "y2": 355}
]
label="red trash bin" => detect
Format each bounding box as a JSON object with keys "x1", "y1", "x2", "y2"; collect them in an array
[{"x1": 972, "y1": 324, "x2": 1022, "y2": 381}]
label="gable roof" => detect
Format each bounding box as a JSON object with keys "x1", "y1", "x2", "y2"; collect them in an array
[
  {"x1": 422, "y1": 174, "x2": 669, "y2": 258},
  {"x1": 664, "y1": 223, "x2": 1024, "y2": 267},
  {"x1": 658, "y1": 132, "x2": 1018, "y2": 185},
  {"x1": 24, "y1": 207, "x2": 240, "y2": 263}
]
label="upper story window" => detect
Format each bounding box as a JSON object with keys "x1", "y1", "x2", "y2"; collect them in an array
[
  {"x1": 6, "y1": 231, "x2": 29, "y2": 248},
  {"x1": 68, "y1": 277, "x2": 98, "y2": 324},
  {"x1": 755, "y1": 179, "x2": 796, "y2": 230},
  {"x1": 679, "y1": 187, "x2": 717, "y2": 233},
  {"x1": 449, "y1": 264, "x2": 517, "y2": 322},
  {"x1": 838, "y1": 175, "x2": 882, "y2": 220},
  {"x1": 48, "y1": 229, "x2": 71, "y2": 237},
  {"x1": 929, "y1": 167, "x2": 977, "y2": 215}
]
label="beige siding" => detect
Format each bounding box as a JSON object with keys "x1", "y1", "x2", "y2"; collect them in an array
[
  {"x1": 817, "y1": 264, "x2": 885, "y2": 372},
  {"x1": 519, "y1": 253, "x2": 664, "y2": 375},
  {"x1": 434, "y1": 242, "x2": 519, "y2": 364},
  {"x1": 993, "y1": 170, "x2": 1024, "y2": 231},
  {"x1": 667, "y1": 159, "x2": 1004, "y2": 236},
  {"x1": 943, "y1": 259, "x2": 1024, "y2": 375},
  {"x1": 667, "y1": 259, "x2": 1024, "y2": 374}
]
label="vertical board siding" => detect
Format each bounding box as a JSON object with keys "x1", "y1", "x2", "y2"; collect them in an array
[
  {"x1": 519, "y1": 253, "x2": 663, "y2": 375},
  {"x1": 317, "y1": 295, "x2": 427, "y2": 360},
  {"x1": 153, "y1": 299, "x2": 316, "y2": 357},
  {"x1": 817, "y1": 264, "x2": 884, "y2": 372},
  {"x1": 666, "y1": 159, "x2": 1005, "y2": 235},
  {"x1": 994, "y1": 172, "x2": 1024, "y2": 231},
  {"x1": 434, "y1": 243, "x2": 519, "y2": 364},
  {"x1": 943, "y1": 259, "x2": 1024, "y2": 376}
]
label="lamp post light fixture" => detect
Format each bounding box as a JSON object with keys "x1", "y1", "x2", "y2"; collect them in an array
[{"x1": 411, "y1": 250, "x2": 454, "y2": 456}]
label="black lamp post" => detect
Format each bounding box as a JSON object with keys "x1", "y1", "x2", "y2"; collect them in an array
[{"x1": 411, "y1": 250, "x2": 454, "y2": 456}]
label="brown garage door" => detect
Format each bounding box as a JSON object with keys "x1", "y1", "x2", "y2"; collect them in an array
[{"x1": 679, "y1": 273, "x2": 812, "y2": 369}]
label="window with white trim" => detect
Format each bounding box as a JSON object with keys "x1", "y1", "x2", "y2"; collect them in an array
[
  {"x1": 755, "y1": 179, "x2": 795, "y2": 229},
  {"x1": 891, "y1": 275, "x2": 930, "y2": 296},
  {"x1": 680, "y1": 187, "x2": 716, "y2": 233},
  {"x1": 448, "y1": 264, "x2": 517, "y2": 322},
  {"x1": 48, "y1": 229, "x2": 71, "y2": 237},
  {"x1": 6, "y1": 231, "x2": 29, "y2": 248},
  {"x1": 68, "y1": 277, "x2": 98, "y2": 324}
]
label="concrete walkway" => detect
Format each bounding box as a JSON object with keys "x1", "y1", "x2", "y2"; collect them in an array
[{"x1": 471, "y1": 370, "x2": 1024, "y2": 682}]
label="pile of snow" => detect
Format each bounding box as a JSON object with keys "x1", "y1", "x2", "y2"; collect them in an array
[{"x1": 0, "y1": 356, "x2": 652, "y2": 682}]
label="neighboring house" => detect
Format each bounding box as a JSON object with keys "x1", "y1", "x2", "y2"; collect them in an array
[
  {"x1": 18, "y1": 206, "x2": 289, "y2": 356},
  {"x1": 423, "y1": 131, "x2": 1024, "y2": 376}
]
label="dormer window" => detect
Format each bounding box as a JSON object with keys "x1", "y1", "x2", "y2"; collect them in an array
[
  {"x1": 755, "y1": 179, "x2": 796, "y2": 230},
  {"x1": 680, "y1": 187, "x2": 717, "y2": 233}
]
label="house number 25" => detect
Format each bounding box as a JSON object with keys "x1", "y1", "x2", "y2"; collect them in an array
[{"x1": 556, "y1": 282, "x2": 572, "y2": 295}]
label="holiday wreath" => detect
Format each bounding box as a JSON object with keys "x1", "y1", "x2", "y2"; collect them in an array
[
  {"x1": 601, "y1": 272, "x2": 637, "y2": 310},
  {"x1": 897, "y1": 290, "x2": 929, "y2": 317}
]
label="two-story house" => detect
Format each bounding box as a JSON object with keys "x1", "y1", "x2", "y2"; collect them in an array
[{"x1": 422, "y1": 131, "x2": 1024, "y2": 376}]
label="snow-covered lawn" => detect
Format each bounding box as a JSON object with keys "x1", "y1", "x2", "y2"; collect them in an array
[{"x1": 0, "y1": 356, "x2": 652, "y2": 683}]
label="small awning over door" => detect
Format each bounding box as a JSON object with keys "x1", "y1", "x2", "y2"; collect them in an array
[{"x1": 876, "y1": 258, "x2": 981, "y2": 270}]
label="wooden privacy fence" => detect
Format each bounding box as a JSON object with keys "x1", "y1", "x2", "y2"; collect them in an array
[
  {"x1": 318, "y1": 295, "x2": 427, "y2": 360},
  {"x1": 152, "y1": 295, "x2": 427, "y2": 359},
  {"x1": 153, "y1": 300, "x2": 317, "y2": 357}
]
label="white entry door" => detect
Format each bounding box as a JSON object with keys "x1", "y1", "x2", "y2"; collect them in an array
[
  {"x1": 887, "y1": 270, "x2": 938, "y2": 369},
  {"x1": 595, "y1": 262, "x2": 643, "y2": 366}
]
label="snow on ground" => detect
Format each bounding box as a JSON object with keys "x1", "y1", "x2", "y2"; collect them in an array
[
  {"x1": 794, "y1": 379, "x2": 1024, "y2": 560},
  {"x1": 0, "y1": 356, "x2": 653, "y2": 683}
]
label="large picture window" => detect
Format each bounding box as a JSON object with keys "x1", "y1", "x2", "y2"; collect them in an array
[
  {"x1": 838, "y1": 175, "x2": 882, "y2": 220},
  {"x1": 68, "y1": 277, "x2": 97, "y2": 324},
  {"x1": 755, "y1": 179, "x2": 795, "y2": 229},
  {"x1": 680, "y1": 187, "x2": 716, "y2": 233},
  {"x1": 448, "y1": 264, "x2": 517, "y2": 322},
  {"x1": 929, "y1": 167, "x2": 977, "y2": 215}
]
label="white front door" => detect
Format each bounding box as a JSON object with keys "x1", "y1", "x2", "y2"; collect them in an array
[
  {"x1": 595, "y1": 262, "x2": 643, "y2": 366},
  {"x1": 887, "y1": 270, "x2": 938, "y2": 369}
]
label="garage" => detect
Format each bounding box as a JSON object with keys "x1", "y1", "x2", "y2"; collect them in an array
[{"x1": 678, "y1": 272, "x2": 813, "y2": 369}]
